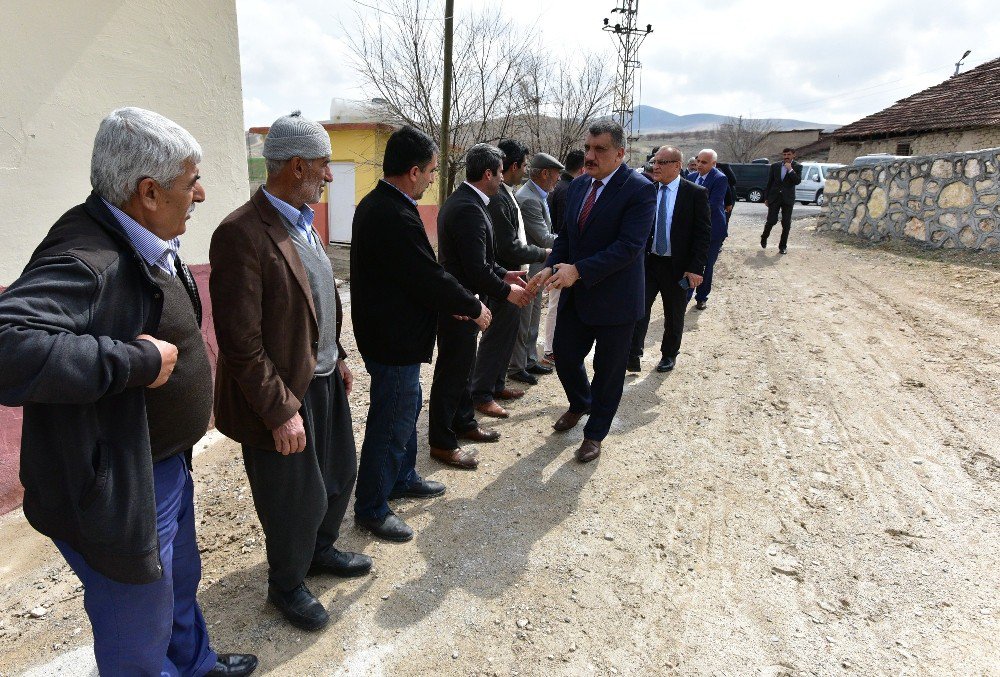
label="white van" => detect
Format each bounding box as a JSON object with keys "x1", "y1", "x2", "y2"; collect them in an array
[{"x1": 797, "y1": 162, "x2": 844, "y2": 206}]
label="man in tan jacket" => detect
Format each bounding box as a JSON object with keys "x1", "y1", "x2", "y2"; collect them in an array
[{"x1": 210, "y1": 112, "x2": 368, "y2": 632}]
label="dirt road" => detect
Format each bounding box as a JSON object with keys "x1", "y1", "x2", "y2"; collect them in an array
[{"x1": 2, "y1": 211, "x2": 998, "y2": 676}]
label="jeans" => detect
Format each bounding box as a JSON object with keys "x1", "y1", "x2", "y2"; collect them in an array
[{"x1": 354, "y1": 359, "x2": 423, "y2": 521}]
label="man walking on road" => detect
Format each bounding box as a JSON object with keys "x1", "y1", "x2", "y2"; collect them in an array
[
  {"x1": 761, "y1": 147, "x2": 804, "y2": 254},
  {"x1": 351, "y1": 126, "x2": 490, "y2": 542},
  {"x1": 691, "y1": 148, "x2": 730, "y2": 310},
  {"x1": 211, "y1": 111, "x2": 368, "y2": 632}
]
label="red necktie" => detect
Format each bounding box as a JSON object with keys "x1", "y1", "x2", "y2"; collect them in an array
[{"x1": 577, "y1": 180, "x2": 603, "y2": 232}]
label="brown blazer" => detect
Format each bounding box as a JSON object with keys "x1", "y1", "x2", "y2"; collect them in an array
[{"x1": 209, "y1": 188, "x2": 346, "y2": 450}]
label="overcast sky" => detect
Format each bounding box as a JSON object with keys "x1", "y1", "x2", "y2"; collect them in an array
[{"x1": 237, "y1": 0, "x2": 1000, "y2": 128}]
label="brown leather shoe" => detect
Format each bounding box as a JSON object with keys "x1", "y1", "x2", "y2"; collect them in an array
[
  {"x1": 458, "y1": 426, "x2": 500, "y2": 443},
  {"x1": 553, "y1": 409, "x2": 588, "y2": 432},
  {"x1": 475, "y1": 401, "x2": 509, "y2": 418},
  {"x1": 575, "y1": 439, "x2": 601, "y2": 463},
  {"x1": 429, "y1": 446, "x2": 479, "y2": 469},
  {"x1": 493, "y1": 387, "x2": 525, "y2": 400}
]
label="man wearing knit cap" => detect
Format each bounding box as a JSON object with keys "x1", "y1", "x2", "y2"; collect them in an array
[{"x1": 211, "y1": 111, "x2": 368, "y2": 631}]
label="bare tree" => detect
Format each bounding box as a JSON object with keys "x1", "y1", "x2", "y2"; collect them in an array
[
  {"x1": 718, "y1": 115, "x2": 776, "y2": 162},
  {"x1": 344, "y1": 0, "x2": 613, "y2": 194}
]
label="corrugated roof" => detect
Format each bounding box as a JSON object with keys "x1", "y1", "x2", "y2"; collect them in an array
[{"x1": 831, "y1": 56, "x2": 1000, "y2": 141}]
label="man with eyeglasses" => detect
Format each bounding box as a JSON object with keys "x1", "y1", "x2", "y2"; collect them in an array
[{"x1": 628, "y1": 146, "x2": 711, "y2": 373}]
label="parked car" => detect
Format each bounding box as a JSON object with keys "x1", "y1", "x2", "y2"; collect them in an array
[
  {"x1": 796, "y1": 162, "x2": 844, "y2": 206},
  {"x1": 852, "y1": 153, "x2": 910, "y2": 166},
  {"x1": 726, "y1": 162, "x2": 771, "y2": 203}
]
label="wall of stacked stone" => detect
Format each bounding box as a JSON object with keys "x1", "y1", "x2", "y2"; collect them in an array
[{"x1": 821, "y1": 147, "x2": 1000, "y2": 251}]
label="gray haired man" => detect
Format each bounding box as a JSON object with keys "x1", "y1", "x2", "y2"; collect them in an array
[{"x1": 0, "y1": 108, "x2": 256, "y2": 675}]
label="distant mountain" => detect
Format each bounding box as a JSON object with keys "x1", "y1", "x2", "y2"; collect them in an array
[{"x1": 634, "y1": 105, "x2": 839, "y2": 134}]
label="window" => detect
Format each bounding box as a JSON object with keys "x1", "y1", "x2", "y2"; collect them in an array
[{"x1": 896, "y1": 141, "x2": 912, "y2": 155}]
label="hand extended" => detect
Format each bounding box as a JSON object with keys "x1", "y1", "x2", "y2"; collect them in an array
[
  {"x1": 137, "y1": 334, "x2": 177, "y2": 388},
  {"x1": 527, "y1": 267, "x2": 553, "y2": 292},
  {"x1": 507, "y1": 284, "x2": 532, "y2": 308},
  {"x1": 473, "y1": 302, "x2": 492, "y2": 330},
  {"x1": 545, "y1": 263, "x2": 580, "y2": 291},
  {"x1": 504, "y1": 270, "x2": 527, "y2": 288},
  {"x1": 338, "y1": 359, "x2": 353, "y2": 396},
  {"x1": 272, "y1": 412, "x2": 306, "y2": 455},
  {"x1": 684, "y1": 272, "x2": 704, "y2": 288}
]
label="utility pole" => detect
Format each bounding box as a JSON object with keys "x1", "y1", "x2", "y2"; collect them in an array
[
  {"x1": 439, "y1": 0, "x2": 455, "y2": 205},
  {"x1": 602, "y1": 0, "x2": 652, "y2": 146}
]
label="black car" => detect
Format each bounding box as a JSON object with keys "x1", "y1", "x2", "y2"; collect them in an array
[{"x1": 724, "y1": 162, "x2": 770, "y2": 203}]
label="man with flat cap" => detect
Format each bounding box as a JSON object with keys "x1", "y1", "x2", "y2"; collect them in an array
[
  {"x1": 511, "y1": 152, "x2": 563, "y2": 379},
  {"x1": 211, "y1": 111, "x2": 368, "y2": 632}
]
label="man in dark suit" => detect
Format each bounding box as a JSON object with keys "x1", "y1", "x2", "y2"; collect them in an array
[
  {"x1": 211, "y1": 112, "x2": 369, "y2": 631},
  {"x1": 469, "y1": 139, "x2": 547, "y2": 416},
  {"x1": 690, "y1": 148, "x2": 731, "y2": 310},
  {"x1": 628, "y1": 146, "x2": 711, "y2": 373},
  {"x1": 351, "y1": 126, "x2": 491, "y2": 543},
  {"x1": 429, "y1": 144, "x2": 531, "y2": 468},
  {"x1": 761, "y1": 147, "x2": 804, "y2": 254},
  {"x1": 531, "y1": 121, "x2": 656, "y2": 463},
  {"x1": 543, "y1": 149, "x2": 585, "y2": 366},
  {"x1": 718, "y1": 161, "x2": 737, "y2": 223}
]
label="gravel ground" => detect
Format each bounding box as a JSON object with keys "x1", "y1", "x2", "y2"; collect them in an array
[{"x1": 1, "y1": 209, "x2": 998, "y2": 676}]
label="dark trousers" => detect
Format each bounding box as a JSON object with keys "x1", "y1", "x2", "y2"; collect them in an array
[
  {"x1": 553, "y1": 290, "x2": 635, "y2": 441},
  {"x1": 355, "y1": 359, "x2": 423, "y2": 521},
  {"x1": 242, "y1": 371, "x2": 357, "y2": 592},
  {"x1": 470, "y1": 296, "x2": 520, "y2": 403},
  {"x1": 696, "y1": 237, "x2": 725, "y2": 303},
  {"x1": 55, "y1": 454, "x2": 217, "y2": 677},
  {"x1": 428, "y1": 315, "x2": 481, "y2": 449},
  {"x1": 763, "y1": 199, "x2": 794, "y2": 249},
  {"x1": 630, "y1": 255, "x2": 689, "y2": 360}
]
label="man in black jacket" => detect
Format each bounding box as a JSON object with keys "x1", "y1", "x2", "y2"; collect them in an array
[
  {"x1": 429, "y1": 143, "x2": 532, "y2": 467},
  {"x1": 469, "y1": 139, "x2": 547, "y2": 414},
  {"x1": 543, "y1": 149, "x2": 585, "y2": 365},
  {"x1": 761, "y1": 148, "x2": 804, "y2": 253},
  {"x1": 352, "y1": 126, "x2": 491, "y2": 543},
  {"x1": 628, "y1": 146, "x2": 712, "y2": 373},
  {"x1": 0, "y1": 108, "x2": 255, "y2": 676}
]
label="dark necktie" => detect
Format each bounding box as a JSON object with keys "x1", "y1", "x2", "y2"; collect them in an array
[{"x1": 577, "y1": 180, "x2": 603, "y2": 232}]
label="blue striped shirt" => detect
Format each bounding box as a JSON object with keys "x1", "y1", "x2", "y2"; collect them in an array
[
  {"x1": 102, "y1": 199, "x2": 179, "y2": 276},
  {"x1": 263, "y1": 187, "x2": 318, "y2": 246}
]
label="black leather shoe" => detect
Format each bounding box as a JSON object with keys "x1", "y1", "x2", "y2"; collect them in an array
[
  {"x1": 656, "y1": 356, "x2": 676, "y2": 372},
  {"x1": 310, "y1": 547, "x2": 372, "y2": 578},
  {"x1": 626, "y1": 357, "x2": 641, "y2": 373},
  {"x1": 779, "y1": 247, "x2": 787, "y2": 254},
  {"x1": 760, "y1": 234, "x2": 767, "y2": 249},
  {"x1": 267, "y1": 582, "x2": 329, "y2": 631},
  {"x1": 389, "y1": 478, "x2": 446, "y2": 500},
  {"x1": 205, "y1": 654, "x2": 258, "y2": 677},
  {"x1": 695, "y1": 300, "x2": 707, "y2": 310},
  {"x1": 526, "y1": 363, "x2": 553, "y2": 375},
  {"x1": 508, "y1": 369, "x2": 538, "y2": 385},
  {"x1": 356, "y1": 511, "x2": 414, "y2": 542}
]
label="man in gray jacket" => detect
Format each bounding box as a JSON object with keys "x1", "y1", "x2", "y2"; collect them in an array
[
  {"x1": 510, "y1": 153, "x2": 564, "y2": 379},
  {"x1": 0, "y1": 108, "x2": 255, "y2": 676}
]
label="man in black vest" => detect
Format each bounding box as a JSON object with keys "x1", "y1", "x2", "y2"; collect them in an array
[
  {"x1": 0, "y1": 108, "x2": 255, "y2": 676},
  {"x1": 351, "y1": 126, "x2": 490, "y2": 542},
  {"x1": 761, "y1": 148, "x2": 804, "y2": 253}
]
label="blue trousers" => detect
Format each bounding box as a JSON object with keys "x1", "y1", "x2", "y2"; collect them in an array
[
  {"x1": 55, "y1": 454, "x2": 216, "y2": 676},
  {"x1": 354, "y1": 359, "x2": 423, "y2": 520},
  {"x1": 695, "y1": 237, "x2": 725, "y2": 303},
  {"x1": 553, "y1": 291, "x2": 635, "y2": 442}
]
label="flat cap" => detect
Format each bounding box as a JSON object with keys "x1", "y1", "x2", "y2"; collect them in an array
[
  {"x1": 262, "y1": 110, "x2": 331, "y2": 161},
  {"x1": 529, "y1": 152, "x2": 565, "y2": 171}
]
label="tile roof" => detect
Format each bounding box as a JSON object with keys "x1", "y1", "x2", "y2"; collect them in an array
[{"x1": 831, "y1": 56, "x2": 1000, "y2": 141}]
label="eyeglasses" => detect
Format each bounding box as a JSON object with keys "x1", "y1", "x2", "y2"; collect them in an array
[{"x1": 652, "y1": 159, "x2": 681, "y2": 166}]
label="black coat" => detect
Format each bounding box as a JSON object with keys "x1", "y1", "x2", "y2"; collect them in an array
[
  {"x1": 489, "y1": 183, "x2": 547, "y2": 270},
  {"x1": 350, "y1": 180, "x2": 481, "y2": 365},
  {"x1": 0, "y1": 193, "x2": 174, "y2": 584},
  {"x1": 647, "y1": 178, "x2": 713, "y2": 279},
  {"x1": 765, "y1": 161, "x2": 804, "y2": 205},
  {"x1": 437, "y1": 183, "x2": 510, "y2": 301},
  {"x1": 547, "y1": 173, "x2": 573, "y2": 237}
]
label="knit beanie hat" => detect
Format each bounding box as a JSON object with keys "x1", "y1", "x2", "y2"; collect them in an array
[{"x1": 262, "y1": 110, "x2": 331, "y2": 160}]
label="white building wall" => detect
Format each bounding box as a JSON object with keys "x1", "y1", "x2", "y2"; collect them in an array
[{"x1": 0, "y1": 0, "x2": 246, "y2": 284}]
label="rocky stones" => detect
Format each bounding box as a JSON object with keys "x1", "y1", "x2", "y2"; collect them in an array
[
  {"x1": 868, "y1": 187, "x2": 888, "y2": 219},
  {"x1": 938, "y1": 182, "x2": 974, "y2": 209}
]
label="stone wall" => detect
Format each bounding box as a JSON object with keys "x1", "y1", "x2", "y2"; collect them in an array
[
  {"x1": 821, "y1": 147, "x2": 1000, "y2": 250},
  {"x1": 829, "y1": 126, "x2": 1000, "y2": 164}
]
